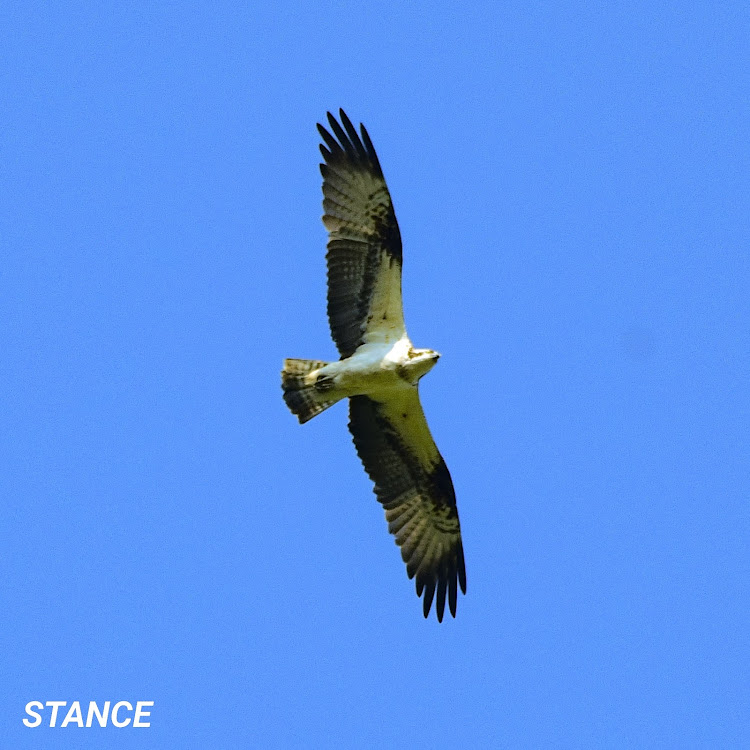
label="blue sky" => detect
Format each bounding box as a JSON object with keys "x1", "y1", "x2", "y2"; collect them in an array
[{"x1": 2, "y1": 1, "x2": 748, "y2": 747}]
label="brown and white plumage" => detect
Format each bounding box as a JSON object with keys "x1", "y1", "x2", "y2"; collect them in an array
[
  {"x1": 282, "y1": 110, "x2": 466, "y2": 621},
  {"x1": 318, "y1": 111, "x2": 404, "y2": 355}
]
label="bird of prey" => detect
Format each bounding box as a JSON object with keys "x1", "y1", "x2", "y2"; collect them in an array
[{"x1": 281, "y1": 110, "x2": 466, "y2": 621}]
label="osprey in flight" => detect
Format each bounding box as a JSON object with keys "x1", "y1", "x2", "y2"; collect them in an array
[{"x1": 281, "y1": 110, "x2": 466, "y2": 621}]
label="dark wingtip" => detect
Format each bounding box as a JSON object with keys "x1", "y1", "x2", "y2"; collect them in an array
[
  {"x1": 422, "y1": 579, "x2": 436, "y2": 620},
  {"x1": 317, "y1": 109, "x2": 384, "y2": 178},
  {"x1": 458, "y1": 545, "x2": 467, "y2": 594},
  {"x1": 436, "y1": 578, "x2": 447, "y2": 621},
  {"x1": 338, "y1": 108, "x2": 353, "y2": 130},
  {"x1": 449, "y1": 574, "x2": 458, "y2": 617}
]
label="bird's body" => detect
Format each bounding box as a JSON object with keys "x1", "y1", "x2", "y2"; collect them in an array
[
  {"x1": 282, "y1": 110, "x2": 466, "y2": 621},
  {"x1": 290, "y1": 338, "x2": 438, "y2": 401}
]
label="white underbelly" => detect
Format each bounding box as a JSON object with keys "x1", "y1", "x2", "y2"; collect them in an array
[{"x1": 323, "y1": 339, "x2": 411, "y2": 397}]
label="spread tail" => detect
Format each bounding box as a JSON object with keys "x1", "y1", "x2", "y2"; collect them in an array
[{"x1": 281, "y1": 358, "x2": 342, "y2": 423}]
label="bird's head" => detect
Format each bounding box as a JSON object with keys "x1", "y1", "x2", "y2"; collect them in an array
[{"x1": 402, "y1": 347, "x2": 440, "y2": 384}]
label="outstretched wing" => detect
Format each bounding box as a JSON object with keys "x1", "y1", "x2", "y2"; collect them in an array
[
  {"x1": 318, "y1": 110, "x2": 405, "y2": 358},
  {"x1": 348, "y1": 392, "x2": 466, "y2": 621}
]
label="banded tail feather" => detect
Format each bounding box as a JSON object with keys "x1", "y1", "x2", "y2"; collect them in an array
[{"x1": 281, "y1": 358, "x2": 341, "y2": 423}]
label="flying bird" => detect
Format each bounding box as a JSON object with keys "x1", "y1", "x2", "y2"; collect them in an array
[{"x1": 281, "y1": 110, "x2": 466, "y2": 621}]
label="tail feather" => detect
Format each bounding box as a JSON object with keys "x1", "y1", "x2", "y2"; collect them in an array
[{"x1": 281, "y1": 358, "x2": 341, "y2": 423}]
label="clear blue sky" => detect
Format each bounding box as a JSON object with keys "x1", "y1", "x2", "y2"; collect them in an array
[{"x1": 2, "y1": 2, "x2": 748, "y2": 747}]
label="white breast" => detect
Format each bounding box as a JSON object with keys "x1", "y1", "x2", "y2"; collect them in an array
[{"x1": 327, "y1": 335, "x2": 414, "y2": 397}]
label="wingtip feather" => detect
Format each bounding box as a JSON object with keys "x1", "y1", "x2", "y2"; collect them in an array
[
  {"x1": 422, "y1": 579, "x2": 436, "y2": 619},
  {"x1": 449, "y1": 575, "x2": 458, "y2": 617},
  {"x1": 458, "y1": 545, "x2": 467, "y2": 594}
]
